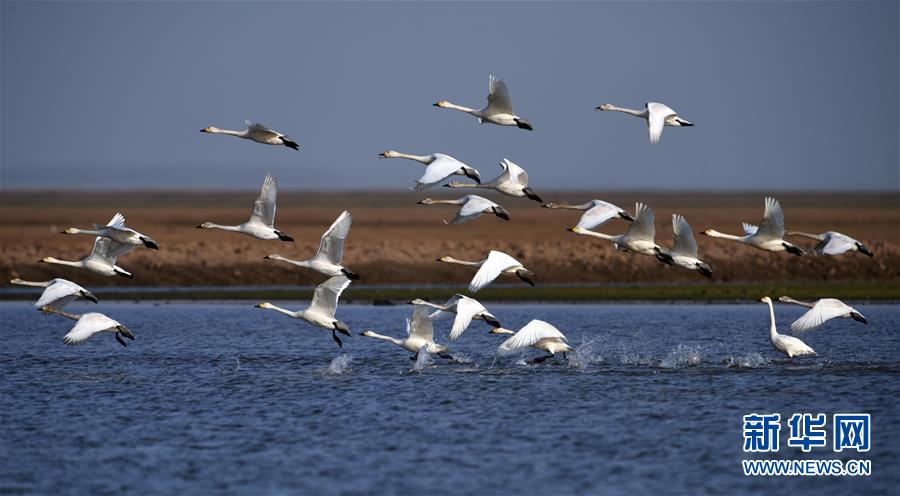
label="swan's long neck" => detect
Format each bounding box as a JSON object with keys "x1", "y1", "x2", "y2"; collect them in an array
[
  {"x1": 545, "y1": 202, "x2": 590, "y2": 211},
  {"x1": 428, "y1": 199, "x2": 465, "y2": 206},
  {"x1": 416, "y1": 301, "x2": 448, "y2": 311},
  {"x1": 440, "y1": 102, "x2": 478, "y2": 115},
  {"x1": 766, "y1": 300, "x2": 779, "y2": 340},
  {"x1": 43, "y1": 257, "x2": 84, "y2": 269},
  {"x1": 780, "y1": 296, "x2": 814, "y2": 309},
  {"x1": 786, "y1": 231, "x2": 824, "y2": 241},
  {"x1": 389, "y1": 152, "x2": 432, "y2": 164},
  {"x1": 363, "y1": 331, "x2": 405, "y2": 347},
  {"x1": 204, "y1": 223, "x2": 243, "y2": 232},
  {"x1": 43, "y1": 307, "x2": 81, "y2": 321},
  {"x1": 266, "y1": 254, "x2": 309, "y2": 267},
  {"x1": 10, "y1": 279, "x2": 51, "y2": 288},
  {"x1": 445, "y1": 181, "x2": 491, "y2": 189},
  {"x1": 65, "y1": 228, "x2": 102, "y2": 236},
  {"x1": 264, "y1": 304, "x2": 300, "y2": 318},
  {"x1": 440, "y1": 257, "x2": 482, "y2": 267},
  {"x1": 704, "y1": 230, "x2": 745, "y2": 242},
  {"x1": 207, "y1": 127, "x2": 247, "y2": 137},
  {"x1": 604, "y1": 105, "x2": 647, "y2": 118},
  {"x1": 575, "y1": 230, "x2": 618, "y2": 242}
]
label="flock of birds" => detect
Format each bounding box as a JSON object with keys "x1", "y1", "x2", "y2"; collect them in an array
[{"x1": 12, "y1": 75, "x2": 875, "y2": 362}]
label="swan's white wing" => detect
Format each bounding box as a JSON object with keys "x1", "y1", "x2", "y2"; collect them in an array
[
  {"x1": 64, "y1": 313, "x2": 119, "y2": 345},
  {"x1": 486, "y1": 75, "x2": 514, "y2": 114},
  {"x1": 818, "y1": 234, "x2": 855, "y2": 255},
  {"x1": 671, "y1": 214, "x2": 698, "y2": 258},
  {"x1": 314, "y1": 211, "x2": 351, "y2": 263},
  {"x1": 408, "y1": 304, "x2": 435, "y2": 341},
  {"x1": 415, "y1": 154, "x2": 465, "y2": 190},
  {"x1": 245, "y1": 120, "x2": 280, "y2": 139},
  {"x1": 469, "y1": 250, "x2": 519, "y2": 293},
  {"x1": 457, "y1": 195, "x2": 493, "y2": 217},
  {"x1": 501, "y1": 158, "x2": 528, "y2": 186},
  {"x1": 790, "y1": 299, "x2": 852, "y2": 333},
  {"x1": 497, "y1": 320, "x2": 566, "y2": 355},
  {"x1": 89, "y1": 237, "x2": 133, "y2": 265},
  {"x1": 756, "y1": 197, "x2": 785, "y2": 240},
  {"x1": 35, "y1": 280, "x2": 81, "y2": 309},
  {"x1": 576, "y1": 201, "x2": 622, "y2": 230},
  {"x1": 106, "y1": 213, "x2": 126, "y2": 229},
  {"x1": 742, "y1": 223, "x2": 759, "y2": 236},
  {"x1": 626, "y1": 202, "x2": 655, "y2": 241},
  {"x1": 646, "y1": 103, "x2": 674, "y2": 144},
  {"x1": 250, "y1": 173, "x2": 277, "y2": 226},
  {"x1": 308, "y1": 275, "x2": 351, "y2": 318},
  {"x1": 449, "y1": 295, "x2": 488, "y2": 341}
]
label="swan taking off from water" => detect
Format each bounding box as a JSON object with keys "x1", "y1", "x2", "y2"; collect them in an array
[
  {"x1": 201, "y1": 120, "x2": 299, "y2": 150},
  {"x1": 702, "y1": 197, "x2": 804, "y2": 256},
  {"x1": 63, "y1": 212, "x2": 159, "y2": 250},
  {"x1": 417, "y1": 195, "x2": 511, "y2": 224},
  {"x1": 437, "y1": 250, "x2": 535, "y2": 292},
  {"x1": 444, "y1": 158, "x2": 543, "y2": 202},
  {"x1": 197, "y1": 173, "x2": 294, "y2": 241},
  {"x1": 410, "y1": 294, "x2": 501, "y2": 341},
  {"x1": 378, "y1": 150, "x2": 481, "y2": 191},
  {"x1": 9, "y1": 278, "x2": 98, "y2": 310},
  {"x1": 495, "y1": 320, "x2": 574, "y2": 363},
  {"x1": 596, "y1": 102, "x2": 693, "y2": 144},
  {"x1": 778, "y1": 296, "x2": 868, "y2": 332},
  {"x1": 786, "y1": 230, "x2": 874, "y2": 257},
  {"x1": 760, "y1": 297, "x2": 816, "y2": 358},
  {"x1": 41, "y1": 213, "x2": 136, "y2": 278},
  {"x1": 360, "y1": 303, "x2": 451, "y2": 358},
  {"x1": 434, "y1": 75, "x2": 533, "y2": 130},
  {"x1": 44, "y1": 307, "x2": 135, "y2": 347},
  {"x1": 658, "y1": 214, "x2": 713, "y2": 278},
  {"x1": 542, "y1": 199, "x2": 634, "y2": 230},
  {"x1": 255, "y1": 275, "x2": 352, "y2": 348},
  {"x1": 570, "y1": 202, "x2": 673, "y2": 262},
  {"x1": 264, "y1": 211, "x2": 359, "y2": 280}
]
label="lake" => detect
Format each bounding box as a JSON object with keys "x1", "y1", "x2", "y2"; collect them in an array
[{"x1": 1, "y1": 301, "x2": 897, "y2": 495}]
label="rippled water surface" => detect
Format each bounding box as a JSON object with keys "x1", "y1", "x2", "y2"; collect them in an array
[{"x1": 1, "y1": 301, "x2": 898, "y2": 495}]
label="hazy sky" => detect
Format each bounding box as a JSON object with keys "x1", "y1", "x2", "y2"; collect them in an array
[{"x1": 1, "y1": 1, "x2": 897, "y2": 191}]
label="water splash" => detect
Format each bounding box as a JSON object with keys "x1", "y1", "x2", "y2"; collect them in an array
[
  {"x1": 409, "y1": 348, "x2": 434, "y2": 373},
  {"x1": 568, "y1": 339, "x2": 604, "y2": 371},
  {"x1": 450, "y1": 353, "x2": 474, "y2": 365},
  {"x1": 724, "y1": 352, "x2": 767, "y2": 369},
  {"x1": 324, "y1": 354, "x2": 353, "y2": 375},
  {"x1": 619, "y1": 346, "x2": 656, "y2": 366},
  {"x1": 660, "y1": 344, "x2": 704, "y2": 369},
  {"x1": 214, "y1": 356, "x2": 241, "y2": 375}
]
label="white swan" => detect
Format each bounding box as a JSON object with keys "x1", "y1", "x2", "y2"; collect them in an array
[
  {"x1": 595, "y1": 102, "x2": 693, "y2": 144},
  {"x1": 360, "y1": 303, "x2": 451, "y2": 358},
  {"x1": 786, "y1": 230, "x2": 874, "y2": 257},
  {"x1": 9, "y1": 278, "x2": 98, "y2": 310},
  {"x1": 658, "y1": 214, "x2": 713, "y2": 278},
  {"x1": 495, "y1": 320, "x2": 574, "y2": 362},
  {"x1": 44, "y1": 307, "x2": 135, "y2": 347},
  {"x1": 778, "y1": 296, "x2": 868, "y2": 332},
  {"x1": 41, "y1": 213, "x2": 136, "y2": 278},
  {"x1": 417, "y1": 195, "x2": 511, "y2": 224},
  {"x1": 197, "y1": 173, "x2": 294, "y2": 241},
  {"x1": 409, "y1": 294, "x2": 501, "y2": 341},
  {"x1": 63, "y1": 212, "x2": 159, "y2": 250},
  {"x1": 702, "y1": 197, "x2": 804, "y2": 256},
  {"x1": 437, "y1": 250, "x2": 535, "y2": 292},
  {"x1": 569, "y1": 202, "x2": 673, "y2": 262},
  {"x1": 434, "y1": 75, "x2": 533, "y2": 130},
  {"x1": 255, "y1": 275, "x2": 352, "y2": 348},
  {"x1": 264, "y1": 211, "x2": 359, "y2": 280},
  {"x1": 378, "y1": 150, "x2": 481, "y2": 191},
  {"x1": 542, "y1": 199, "x2": 634, "y2": 230},
  {"x1": 760, "y1": 297, "x2": 816, "y2": 358},
  {"x1": 201, "y1": 119, "x2": 299, "y2": 150},
  {"x1": 444, "y1": 158, "x2": 543, "y2": 202}
]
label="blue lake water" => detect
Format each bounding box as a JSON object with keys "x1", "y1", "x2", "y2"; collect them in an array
[{"x1": 1, "y1": 301, "x2": 898, "y2": 495}]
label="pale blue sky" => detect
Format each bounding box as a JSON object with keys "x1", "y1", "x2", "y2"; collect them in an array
[{"x1": 1, "y1": 1, "x2": 897, "y2": 191}]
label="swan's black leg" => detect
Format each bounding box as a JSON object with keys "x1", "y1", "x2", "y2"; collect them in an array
[
  {"x1": 115, "y1": 333, "x2": 128, "y2": 348},
  {"x1": 332, "y1": 330, "x2": 343, "y2": 348},
  {"x1": 532, "y1": 354, "x2": 553, "y2": 364}
]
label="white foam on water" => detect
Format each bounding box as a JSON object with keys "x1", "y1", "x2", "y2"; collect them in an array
[
  {"x1": 409, "y1": 348, "x2": 434, "y2": 373},
  {"x1": 568, "y1": 339, "x2": 604, "y2": 371},
  {"x1": 724, "y1": 352, "x2": 767, "y2": 369},
  {"x1": 325, "y1": 353, "x2": 353, "y2": 375},
  {"x1": 660, "y1": 344, "x2": 704, "y2": 369}
]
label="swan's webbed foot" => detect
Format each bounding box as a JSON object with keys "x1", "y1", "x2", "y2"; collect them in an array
[
  {"x1": 437, "y1": 352, "x2": 454, "y2": 360},
  {"x1": 333, "y1": 321, "x2": 350, "y2": 336},
  {"x1": 332, "y1": 330, "x2": 343, "y2": 348},
  {"x1": 531, "y1": 354, "x2": 553, "y2": 364},
  {"x1": 341, "y1": 268, "x2": 361, "y2": 280},
  {"x1": 115, "y1": 333, "x2": 128, "y2": 348}
]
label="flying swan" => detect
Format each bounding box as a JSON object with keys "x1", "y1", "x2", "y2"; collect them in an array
[
  {"x1": 378, "y1": 150, "x2": 481, "y2": 191},
  {"x1": 444, "y1": 158, "x2": 543, "y2": 202},
  {"x1": 201, "y1": 119, "x2": 299, "y2": 150},
  {"x1": 785, "y1": 230, "x2": 874, "y2": 257},
  {"x1": 702, "y1": 197, "x2": 804, "y2": 256},
  {"x1": 409, "y1": 294, "x2": 501, "y2": 341},
  {"x1": 657, "y1": 214, "x2": 713, "y2": 278},
  {"x1": 778, "y1": 296, "x2": 868, "y2": 332},
  {"x1": 44, "y1": 307, "x2": 135, "y2": 347},
  {"x1": 359, "y1": 303, "x2": 452, "y2": 359},
  {"x1": 255, "y1": 275, "x2": 352, "y2": 348},
  {"x1": 569, "y1": 202, "x2": 673, "y2": 263},
  {"x1": 63, "y1": 212, "x2": 159, "y2": 250},
  {"x1": 495, "y1": 320, "x2": 574, "y2": 363},
  {"x1": 417, "y1": 195, "x2": 511, "y2": 224},
  {"x1": 542, "y1": 199, "x2": 634, "y2": 230},
  {"x1": 760, "y1": 297, "x2": 816, "y2": 358},
  {"x1": 437, "y1": 250, "x2": 535, "y2": 292},
  {"x1": 197, "y1": 173, "x2": 294, "y2": 241},
  {"x1": 434, "y1": 75, "x2": 533, "y2": 130},
  {"x1": 9, "y1": 278, "x2": 98, "y2": 310},
  {"x1": 264, "y1": 211, "x2": 359, "y2": 280},
  {"x1": 595, "y1": 102, "x2": 693, "y2": 144},
  {"x1": 41, "y1": 213, "x2": 136, "y2": 278}
]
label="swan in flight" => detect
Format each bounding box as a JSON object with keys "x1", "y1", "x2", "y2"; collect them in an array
[
  {"x1": 409, "y1": 294, "x2": 501, "y2": 341},
  {"x1": 417, "y1": 195, "x2": 511, "y2": 224},
  {"x1": 9, "y1": 278, "x2": 98, "y2": 310},
  {"x1": 760, "y1": 297, "x2": 816, "y2": 358},
  {"x1": 41, "y1": 213, "x2": 136, "y2": 278},
  {"x1": 62, "y1": 212, "x2": 159, "y2": 250},
  {"x1": 264, "y1": 211, "x2": 359, "y2": 280},
  {"x1": 495, "y1": 320, "x2": 574, "y2": 363},
  {"x1": 778, "y1": 296, "x2": 868, "y2": 332},
  {"x1": 444, "y1": 158, "x2": 543, "y2": 202},
  {"x1": 702, "y1": 197, "x2": 804, "y2": 256},
  {"x1": 595, "y1": 102, "x2": 693, "y2": 144},
  {"x1": 197, "y1": 173, "x2": 294, "y2": 241},
  {"x1": 201, "y1": 119, "x2": 299, "y2": 150},
  {"x1": 378, "y1": 150, "x2": 481, "y2": 191},
  {"x1": 359, "y1": 303, "x2": 452, "y2": 358},
  {"x1": 434, "y1": 75, "x2": 533, "y2": 130},
  {"x1": 569, "y1": 203, "x2": 673, "y2": 262},
  {"x1": 437, "y1": 250, "x2": 535, "y2": 292},
  {"x1": 542, "y1": 199, "x2": 634, "y2": 230},
  {"x1": 786, "y1": 230, "x2": 874, "y2": 257},
  {"x1": 255, "y1": 275, "x2": 352, "y2": 348},
  {"x1": 657, "y1": 214, "x2": 713, "y2": 278},
  {"x1": 44, "y1": 307, "x2": 135, "y2": 347}
]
